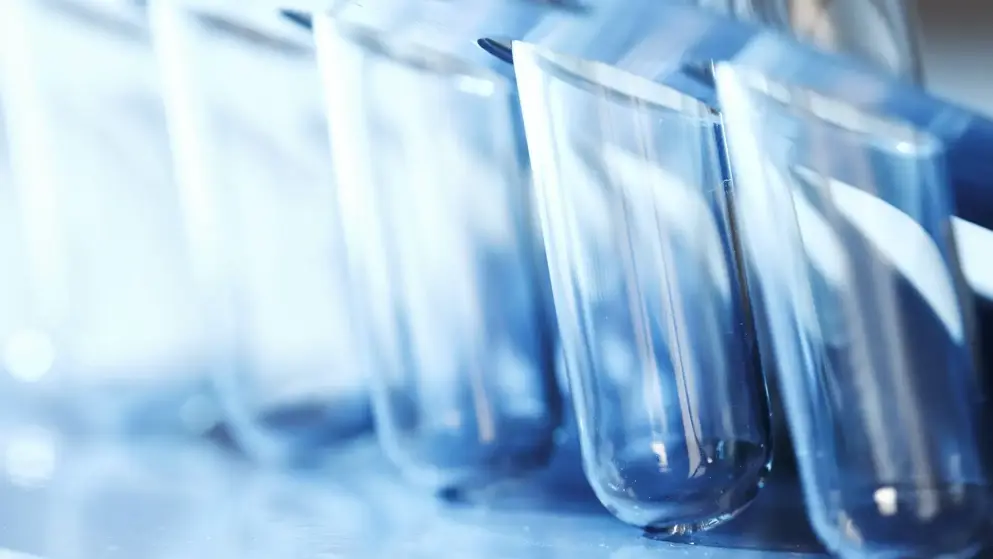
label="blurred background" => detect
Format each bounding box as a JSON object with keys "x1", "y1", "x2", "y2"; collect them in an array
[{"x1": 918, "y1": 0, "x2": 993, "y2": 117}]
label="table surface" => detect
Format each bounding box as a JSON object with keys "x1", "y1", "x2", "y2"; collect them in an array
[
  {"x1": 0, "y1": 420, "x2": 900, "y2": 559},
  {"x1": 0, "y1": 420, "x2": 989, "y2": 559},
  {"x1": 0, "y1": 420, "x2": 841, "y2": 559}
]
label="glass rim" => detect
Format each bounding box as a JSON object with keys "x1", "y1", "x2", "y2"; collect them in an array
[
  {"x1": 514, "y1": 40, "x2": 720, "y2": 124},
  {"x1": 324, "y1": 18, "x2": 510, "y2": 85},
  {"x1": 719, "y1": 61, "x2": 942, "y2": 156}
]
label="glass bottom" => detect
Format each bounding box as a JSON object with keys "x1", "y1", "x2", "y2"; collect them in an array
[
  {"x1": 593, "y1": 438, "x2": 770, "y2": 533},
  {"x1": 814, "y1": 482, "x2": 990, "y2": 559},
  {"x1": 52, "y1": 375, "x2": 219, "y2": 440},
  {"x1": 214, "y1": 396, "x2": 373, "y2": 468},
  {"x1": 385, "y1": 417, "x2": 557, "y2": 494},
  {"x1": 642, "y1": 490, "x2": 757, "y2": 539}
]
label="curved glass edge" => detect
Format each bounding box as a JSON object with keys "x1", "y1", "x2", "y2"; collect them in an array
[
  {"x1": 32, "y1": 0, "x2": 150, "y2": 40},
  {"x1": 708, "y1": 16, "x2": 991, "y2": 230},
  {"x1": 497, "y1": 1, "x2": 993, "y2": 231},
  {"x1": 297, "y1": 0, "x2": 993, "y2": 234},
  {"x1": 715, "y1": 60, "x2": 993, "y2": 558},
  {"x1": 320, "y1": 0, "x2": 562, "y2": 51},
  {"x1": 513, "y1": 41, "x2": 719, "y2": 124},
  {"x1": 719, "y1": 64, "x2": 943, "y2": 156},
  {"x1": 318, "y1": 16, "x2": 511, "y2": 84},
  {"x1": 173, "y1": 6, "x2": 315, "y2": 56}
]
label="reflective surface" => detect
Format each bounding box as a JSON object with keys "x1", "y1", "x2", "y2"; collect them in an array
[
  {"x1": 718, "y1": 65, "x2": 992, "y2": 559},
  {"x1": 515, "y1": 43, "x2": 771, "y2": 534},
  {"x1": 148, "y1": 1, "x2": 371, "y2": 466},
  {"x1": 0, "y1": 421, "x2": 838, "y2": 559},
  {"x1": 314, "y1": 14, "x2": 562, "y2": 493},
  {"x1": 0, "y1": 0, "x2": 216, "y2": 438}
]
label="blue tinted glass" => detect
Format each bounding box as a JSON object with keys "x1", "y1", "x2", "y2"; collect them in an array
[
  {"x1": 0, "y1": 0, "x2": 217, "y2": 437},
  {"x1": 718, "y1": 64, "x2": 992, "y2": 559},
  {"x1": 515, "y1": 43, "x2": 771, "y2": 534},
  {"x1": 148, "y1": 1, "x2": 371, "y2": 466},
  {"x1": 313, "y1": 13, "x2": 563, "y2": 494}
]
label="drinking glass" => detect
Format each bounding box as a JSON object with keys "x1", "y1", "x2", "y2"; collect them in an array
[
  {"x1": 313, "y1": 7, "x2": 563, "y2": 494},
  {"x1": 717, "y1": 62, "x2": 992, "y2": 559},
  {"x1": 0, "y1": 0, "x2": 218, "y2": 438},
  {"x1": 148, "y1": 0, "x2": 372, "y2": 466},
  {"x1": 514, "y1": 42, "x2": 772, "y2": 534}
]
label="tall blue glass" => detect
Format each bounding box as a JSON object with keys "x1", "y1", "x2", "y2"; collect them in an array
[
  {"x1": 514, "y1": 43, "x2": 771, "y2": 534},
  {"x1": 717, "y1": 63, "x2": 992, "y2": 559},
  {"x1": 312, "y1": 8, "x2": 562, "y2": 495},
  {"x1": 148, "y1": 0, "x2": 371, "y2": 466}
]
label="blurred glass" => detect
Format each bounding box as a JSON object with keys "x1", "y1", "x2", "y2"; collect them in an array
[
  {"x1": 717, "y1": 63, "x2": 991, "y2": 559},
  {"x1": 700, "y1": 0, "x2": 923, "y2": 82},
  {"x1": 514, "y1": 42, "x2": 771, "y2": 535},
  {"x1": 148, "y1": 0, "x2": 372, "y2": 467},
  {"x1": 0, "y1": 0, "x2": 218, "y2": 438},
  {"x1": 313, "y1": 9, "x2": 563, "y2": 495}
]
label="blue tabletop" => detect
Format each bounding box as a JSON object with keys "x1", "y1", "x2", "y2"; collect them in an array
[
  {"x1": 0, "y1": 420, "x2": 987, "y2": 558},
  {"x1": 0, "y1": 421, "x2": 834, "y2": 559}
]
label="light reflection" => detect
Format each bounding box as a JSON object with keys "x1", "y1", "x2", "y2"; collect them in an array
[
  {"x1": 3, "y1": 330, "x2": 55, "y2": 383},
  {"x1": 794, "y1": 165, "x2": 964, "y2": 343},
  {"x1": 872, "y1": 486, "x2": 897, "y2": 516}
]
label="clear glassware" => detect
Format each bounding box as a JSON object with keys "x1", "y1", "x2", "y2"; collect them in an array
[
  {"x1": 312, "y1": 8, "x2": 563, "y2": 495},
  {"x1": 514, "y1": 43, "x2": 772, "y2": 535},
  {"x1": 693, "y1": 0, "x2": 926, "y2": 472},
  {"x1": 716, "y1": 63, "x2": 992, "y2": 559},
  {"x1": 0, "y1": 0, "x2": 218, "y2": 438},
  {"x1": 147, "y1": 0, "x2": 372, "y2": 467}
]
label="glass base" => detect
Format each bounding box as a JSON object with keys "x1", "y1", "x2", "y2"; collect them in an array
[
  {"x1": 34, "y1": 376, "x2": 220, "y2": 441},
  {"x1": 213, "y1": 396, "x2": 373, "y2": 469},
  {"x1": 594, "y1": 437, "x2": 770, "y2": 533},
  {"x1": 641, "y1": 480, "x2": 760, "y2": 539},
  {"x1": 386, "y1": 418, "x2": 558, "y2": 496},
  {"x1": 815, "y1": 482, "x2": 991, "y2": 559}
]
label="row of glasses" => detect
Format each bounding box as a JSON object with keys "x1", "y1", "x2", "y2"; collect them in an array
[
  {"x1": 308, "y1": 0, "x2": 993, "y2": 557},
  {"x1": 0, "y1": 0, "x2": 216, "y2": 437},
  {"x1": 0, "y1": 0, "x2": 990, "y2": 557},
  {"x1": 0, "y1": 0, "x2": 372, "y2": 464}
]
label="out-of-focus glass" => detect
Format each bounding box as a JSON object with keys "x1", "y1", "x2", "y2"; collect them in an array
[
  {"x1": 148, "y1": 1, "x2": 372, "y2": 466},
  {"x1": 717, "y1": 63, "x2": 992, "y2": 559},
  {"x1": 514, "y1": 42, "x2": 771, "y2": 534},
  {"x1": 313, "y1": 9, "x2": 563, "y2": 494},
  {"x1": 699, "y1": 0, "x2": 923, "y2": 82},
  {"x1": 0, "y1": 0, "x2": 218, "y2": 437}
]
